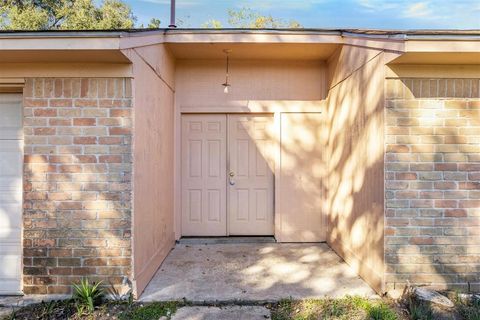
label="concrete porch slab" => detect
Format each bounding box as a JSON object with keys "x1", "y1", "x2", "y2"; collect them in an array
[{"x1": 140, "y1": 243, "x2": 375, "y2": 302}]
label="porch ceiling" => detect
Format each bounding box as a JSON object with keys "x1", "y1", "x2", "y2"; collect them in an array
[{"x1": 166, "y1": 43, "x2": 339, "y2": 60}]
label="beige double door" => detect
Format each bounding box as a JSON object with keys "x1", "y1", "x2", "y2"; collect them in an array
[{"x1": 181, "y1": 114, "x2": 274, "y2": 236}]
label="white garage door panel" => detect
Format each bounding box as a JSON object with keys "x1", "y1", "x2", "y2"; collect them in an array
[
  {"x1": 0, "y1": 94, "x2": 23, "y2": 295},
  {"x1": 0, "y1": 94, "x2": 23, "y2": 140}
]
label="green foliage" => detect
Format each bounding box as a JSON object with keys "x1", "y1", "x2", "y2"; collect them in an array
[
  {"x1": 271, "y1": 296, "x2": 398, "y2": 320},
  {"x1": 119, "y1": 302, "x2": 178, "y2": 320},
  {"x1": 227, "y1": 7, "x2": 302, "y2": 28},
  {"x1": 201, "y1": 19, "x2": 223, "y2": 29},
  {"x1": 72, "y1": 279, "x2": 104, "y2": 314},
  {"x1": 0, "y1": 0, "x2": 136, "y2": 30},
  {"x1": 147, "y1": 17, "x2": 161, "y2": 28}
]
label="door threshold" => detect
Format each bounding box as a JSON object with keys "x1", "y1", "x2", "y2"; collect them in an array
[{"x1": 177, "y1": 236, "x2": 276, "y2": 245}]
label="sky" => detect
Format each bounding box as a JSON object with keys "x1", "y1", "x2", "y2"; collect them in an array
[{"x1": 126, "y1": 0, "x2": 480, "y2": 29}]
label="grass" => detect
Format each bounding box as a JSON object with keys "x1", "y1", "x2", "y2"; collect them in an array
[
  {"x1": 3, "y1": 293, "x2": 479, "y2": 320},
  {"x1": 271, "y1": 296, "x2": 400, "y2": 320},
  {"x1": 454, "y1": 294, "x2": 480, "y2": 320},
  {"x1": 119, "y1": 301, "x2": 179, "y2": 320},
  {"x1": 0, "y1": 300, "x2": 181, "y2": 320}
]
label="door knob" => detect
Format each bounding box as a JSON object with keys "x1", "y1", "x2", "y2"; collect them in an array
[
  {"x1": 229, "y1": 171, "x2": 235, "y2": 185},
  {"x1": 229, "y1": 171, "x2": 235, "y2": 177}
]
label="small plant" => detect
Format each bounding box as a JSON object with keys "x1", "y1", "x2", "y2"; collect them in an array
[
  {"x1": 39, "y1": 300, "x2": 57, "y2": 319},
  {"x1": 72, "y1": 278, "x2": 104, "y2": 314},
  {"x1": 405, "y1": 293, "x2": 434, "y2": 320}
]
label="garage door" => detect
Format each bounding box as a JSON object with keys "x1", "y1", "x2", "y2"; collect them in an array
[
  {"x1": 181, "y1": 114, "x2": 274, "y2": 236},
  {"x1": 0, "y1": 93, "x2": 23, "y2": 294}
]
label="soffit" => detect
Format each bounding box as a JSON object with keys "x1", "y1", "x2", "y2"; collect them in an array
[{"x1": 166, "y1": 43, "x2": 339, "y2": 60}]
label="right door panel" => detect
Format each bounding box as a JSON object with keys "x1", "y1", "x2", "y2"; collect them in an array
[{"x1": 227, "y1": 115, "x2": 275, "y2": 235}]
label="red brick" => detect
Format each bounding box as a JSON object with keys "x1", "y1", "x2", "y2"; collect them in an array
[
  {"x1": 73, "y1": 137, "x2": 97, "y2": 145},
  {"x1": 34, "y1": 127, "x2": 56, "y2": 135},
  {"x1": 24, "y1": 155, "x2": 48, "y2": 163},
  {"x1": 99, "y1": 137, "x2": 122, "y2": 145},
  {"x1": 459, "y1": 182, "x2": 480, "y2": 190},
  {"x1": 445, "y1": 209, "x2": 467, "y2": 217},
  {"x1": 434, "y1": 200, "x2": 457, "y2": 208},
  {"x1": 109, "y1": 127, "x2": 131, "y2": 135},
  {"x1": 34, "y1": 108, "x2": 57, "y2": 117},
  {"x1": 73, "y1": 118, "x2": 96, "y2": 126},
  {"x1": 99, "y1": 155, "x2": 122, "y2": 163},
  {"x1": 395, "y1": 172, "x2": 417, "y2": 180},
  {"x1": 434, "y1": 163, "x2": 457, "y2": 171},
  {"x1": 110, "y1": 109, "x2": 131, "y2": 117},
  {"x1": 50, "y1": 99, "x2": 72, "y2": 107}
]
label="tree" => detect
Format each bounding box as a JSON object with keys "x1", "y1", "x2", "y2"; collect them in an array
[
  {"x1": 202, "y1": 19, "x2": 223, "y2": 29},
  {"x1": 203, "y1": 7, "x2": 302, "y2": 29},
  {"x1": 0, "y1": 0, "x2": 137, "y2": 30},
  {"x1": 147, "y1": 18, "x2": 161, "y2": 28}
]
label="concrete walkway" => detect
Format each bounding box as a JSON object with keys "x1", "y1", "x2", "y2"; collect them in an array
[
  {"x1": 141, "y1": 243, "x2": 375, "y2": 302},
  {"x1": 172, "y1": 306, "x2": 271, "y2": 320}
]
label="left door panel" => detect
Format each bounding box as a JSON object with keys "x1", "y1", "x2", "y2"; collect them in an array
[
  {"x1": 181, "y1": 115, "x2": 227, "y2": 236},
  {"x1": 0, "y1": 93, "x2": 23, "y2": 294}
]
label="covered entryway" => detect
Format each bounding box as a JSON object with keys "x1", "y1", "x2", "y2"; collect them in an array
[
  {"x1": 181, "y1": 114, "x2": 275, "y2": 236},
  {"x1": 0, "y1": 93, "x2": 23, "y2": 295}
]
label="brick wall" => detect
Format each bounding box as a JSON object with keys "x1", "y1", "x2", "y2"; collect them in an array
[
  {"x1": 23, "y1": 78, "x2": 133, "y2": 294},
  {"x1": 385, "y1": 78, "x2": 480, "y2": 292}
]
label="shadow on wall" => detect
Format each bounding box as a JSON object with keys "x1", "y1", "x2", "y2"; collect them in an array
[
  {"x1": 209, "y1": 51, "x2": 385, "y2": 292},
  {"x1": 323, "y1": 50, "x2": 386, "y2": 293},
  {"x1": 385, "y1": 77, "x2": 480, "y2": 292},
  {"x1": 22, "y1": 78, "x2": 133, "y2": 295}
]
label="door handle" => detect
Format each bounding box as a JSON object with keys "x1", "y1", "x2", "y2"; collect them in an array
[{"x1": 229, "y1": 171, "x2": 235, "y2": 186}]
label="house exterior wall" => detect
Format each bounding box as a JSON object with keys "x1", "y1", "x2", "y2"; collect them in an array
[
  {"x1": 122, "y1": 44, "x2": 176, "y2": 297},
  {"x1": 385, "y1": 76, "x2": 480, "y2": 292},
  {"x1": 175, "y1": 59, "x2": 327, "y2": 108},
  {"x1": 325, "y1": 45, "x2": 386, "y2": 293},
  {"x1": 22, "y1": 77, "x2": 133, "y2": 294}
]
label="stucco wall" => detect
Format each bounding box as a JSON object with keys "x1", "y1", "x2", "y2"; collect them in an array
[
  {"x1": 325, "y1": 46, "x2": 386, "y2": 293},
  {"x1": 22, "y1": 78, "x2": 133, "y2": 294},
  {"x1": 385, "y1": 75, "x2": 480, "y2": 292},
  {"x1": 122, "y1": 44, "x2": 176, "y2": 296},
  {"x1": 175, "y1": 59, "x2": 326, "y2": 108}
]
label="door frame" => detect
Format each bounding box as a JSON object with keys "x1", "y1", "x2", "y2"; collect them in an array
[{"x1": 174, "y1": 108, "x2": 281, "y2": 239}]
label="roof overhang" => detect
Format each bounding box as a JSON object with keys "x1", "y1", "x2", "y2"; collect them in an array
[{"x1": 0, "y1": 29, "x2": 478, "y2": 63}]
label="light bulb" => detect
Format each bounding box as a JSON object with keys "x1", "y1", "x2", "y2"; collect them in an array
[{"x1": 224, "y1": 85, "x2": 229, "y2": 94}]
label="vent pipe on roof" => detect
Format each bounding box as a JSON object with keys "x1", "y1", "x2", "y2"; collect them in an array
[{"x1": 169, "y1": 0, "x2": 177, "y2": 28}]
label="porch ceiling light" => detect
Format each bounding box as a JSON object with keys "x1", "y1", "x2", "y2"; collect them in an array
[{"x1": 222, "y1": 49, "x2": 232, "y2": 94}]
